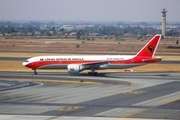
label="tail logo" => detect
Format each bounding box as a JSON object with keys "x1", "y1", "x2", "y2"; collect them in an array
[{"x1": 146, "y1": 45, "x2": 154, "y2": 53}]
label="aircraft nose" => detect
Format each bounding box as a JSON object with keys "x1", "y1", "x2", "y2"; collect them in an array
[
  {"x1": 22, "y1": 59, "x2": 30, "y2": 67},
  {"x1": 22, "y1": 62, "x2": 26, "y2": 66}
]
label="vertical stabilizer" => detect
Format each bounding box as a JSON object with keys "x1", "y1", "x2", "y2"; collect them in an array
[{"x1": 135, "y1": 34, "x2": 161, "y2": 59}]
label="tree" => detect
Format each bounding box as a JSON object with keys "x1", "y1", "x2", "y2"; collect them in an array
[
  {"x1": 45, "y1": 31, "x2": 52, "y2": 36},
  {"x1": 6, "y1": 26, "x2": 15, "y2": 33},
  {"x1": 76, "y1": 44, "x2": 80, "y2": 48},
  {"x1": 77, "y1": 31, "x2": 81, "y2": 40},
  {"x1": 60, "y1": 28, "x2": 64, "y2": 32},
  {"x1": 27, "y1": 26, "x2": 33, "y2": 32},
  {"x1": 51, "y1": 27, "x2": 55, "y2": 31},
  {"x1": 137, "y1": 36, "x2": 142, "y2": 40},
  {"x1": 80, "y1": 36, "x2": 85, "y2": 40}
]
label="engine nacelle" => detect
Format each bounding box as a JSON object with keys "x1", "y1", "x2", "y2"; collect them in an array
[{"x1": 67, "y1": 64, "x2": 84, "y2": 74}]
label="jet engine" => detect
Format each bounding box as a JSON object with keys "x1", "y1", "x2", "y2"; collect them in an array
[{"x1": 67, "y1": 64, "x2": 84, "y2": 74}]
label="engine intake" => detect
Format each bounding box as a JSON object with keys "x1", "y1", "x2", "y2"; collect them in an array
[{"x1": 67, "y1": 64, "x2": 84, "y2": 74}]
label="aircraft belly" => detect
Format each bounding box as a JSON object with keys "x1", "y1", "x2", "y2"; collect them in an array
[
  {"x1": 38, "y1": 64, "x2": 142, "y2": 70},
  {"x1": 99, "y1": 64, "x2": 142, "y2": 69}
]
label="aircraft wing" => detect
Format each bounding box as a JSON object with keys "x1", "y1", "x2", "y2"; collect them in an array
[
  {"x1": 81, "y1": 61, "x2": 110, "y2": 68},
  {"x1": 82, "y1": 61, "x2": 109, "y2": 66}
]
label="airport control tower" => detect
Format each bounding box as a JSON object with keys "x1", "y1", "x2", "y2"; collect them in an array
[{"x1": 161, "y1": 8, "x2": 167, "y2": 37}]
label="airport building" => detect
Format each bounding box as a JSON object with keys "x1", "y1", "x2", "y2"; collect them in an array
[
  {"x1": 60, "y1": 25, "x2": 74, "y2": 31},
  {"x1": 161, "y1": 8, "x2": 167, "y2": 37}
]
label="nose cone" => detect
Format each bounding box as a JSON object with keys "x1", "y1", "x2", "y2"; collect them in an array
[
  {"x1": 22, "y1": 62, "x2": 26, "y2": 66},
  {"x1": 22, "y1": 59, "x2": 30, "y2": 67},
  {"x1": 23, "y1": 62, "x2": 34, "y2": 68}
]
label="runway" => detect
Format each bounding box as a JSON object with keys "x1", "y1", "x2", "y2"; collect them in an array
[{"x1": 0, "y1": 72, "x2": 180, "y2": 119}]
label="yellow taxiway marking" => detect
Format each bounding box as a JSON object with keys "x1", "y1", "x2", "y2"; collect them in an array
[
  {"x1": 31, "y1": 106, "x2": 48, "y2": 109},
  {"x1": 32, "y1": 79, "x2": 102, "y2": 85},
  {"x1": 66, "y1": 106, "x2": 72, "y2": 111},
  {"x1": 106, "y1": 90, "x2": 147, "y2": 95},
  {"x1": 130, "y1": 82, "x2": 134, "y2": 86},
  {"x1": 123, "y1": 108, "x2": 150, "y2": 118},
  {"x1": 48, "y1": 114, "x2": 67, "y2": 120},
  {"x1": 123, "y1": 98, "x2": 180, "y2": 118},
  {"x1": 57, "y1": 107, "x2": 64, "y2": 111},
  {"x1": 105, "y1": 90, "x2": 116, "y2": 93},
  {"x1": 122, "y1": 90, "x2": 147, "y2": 94},
  {"x1": 56, "y1": 106, "x2": 85, "y2": 111},
  {"x1": 157, "y1": 98, "x2": 180, "y2": 107},
  {"x1": 74, "y1": 106, "x2": 83, "y2": 109},
  {"x1": 1, "y1": 78, "x2": 102, "y2": 85}
]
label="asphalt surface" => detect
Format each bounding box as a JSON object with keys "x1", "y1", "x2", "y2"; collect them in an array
[{"x1": 0, "y1": 72, "x2": 180, "y2": 119}]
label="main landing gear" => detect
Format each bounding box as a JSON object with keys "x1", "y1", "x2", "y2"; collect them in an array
[
  {"x1": 88, "y1": 72, "x2": 98, "y2": 76},
  {"x1": 88, "y1": 68, "x2": 98, "y2": 76}
]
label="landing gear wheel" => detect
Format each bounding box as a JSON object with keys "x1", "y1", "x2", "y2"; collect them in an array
[
  {"x1": 94, "y1": 72, "x2": 98, "y2": 76},
  {"x1": 88, "y1": 68, "x2": 98, "y2": 76},
  {"x1": 34, "y1": 70, "x2": 37, "y2": 75},
  {"x1": 88, "y1": 71, "x2": 98, "y2": 76}
]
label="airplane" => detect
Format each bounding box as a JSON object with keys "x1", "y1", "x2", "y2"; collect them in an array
[{"x1": 22, "y1": 34, "x2": 161, "y2": 75}]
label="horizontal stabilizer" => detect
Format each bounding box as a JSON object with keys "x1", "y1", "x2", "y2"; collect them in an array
[{"x1": 142, "y1": 58, "x2": 161, "y2": 63}]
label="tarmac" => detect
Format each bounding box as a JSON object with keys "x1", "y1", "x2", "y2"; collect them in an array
[{"x1": 0, "y1": 72, "x2": 180, "y2": 119}]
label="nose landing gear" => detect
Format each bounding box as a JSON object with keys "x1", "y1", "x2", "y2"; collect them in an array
[{"x1": 34, "y1": 70, "x2": 37, "y2": 75}]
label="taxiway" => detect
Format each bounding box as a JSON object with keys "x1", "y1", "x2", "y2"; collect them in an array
[{"x1": 0, "y1": 72, "x2": 180, "y2": 119}]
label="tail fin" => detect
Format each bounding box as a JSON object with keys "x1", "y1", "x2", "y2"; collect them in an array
[{"x1": 135, "y1": 34, "x2": 161, "y2": 59}]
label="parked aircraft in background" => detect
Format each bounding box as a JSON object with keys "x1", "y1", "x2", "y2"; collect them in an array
[{"x1": 23, "y1": 34, "x2": 161, "y2": 75}]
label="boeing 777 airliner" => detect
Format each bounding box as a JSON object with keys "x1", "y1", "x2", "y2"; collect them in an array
[{"x1": 22, "y1": 34, "x2": 161, "y2": 75}]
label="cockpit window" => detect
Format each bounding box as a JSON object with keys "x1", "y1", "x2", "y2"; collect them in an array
[{"x1": 25, "y1": 60, "x2": 29, "y2": 62}]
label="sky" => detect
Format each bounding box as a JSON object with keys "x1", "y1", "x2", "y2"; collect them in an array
[{"x1": 0, "y1": 0, "x2": 180, "y2": 22}]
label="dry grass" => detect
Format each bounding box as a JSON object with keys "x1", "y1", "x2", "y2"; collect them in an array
[
  {"x1": 0, "y1": 61, "x2": 180, "y2": 72},
  {"x1": 1, "y1": 38, "x2": 180, "y2": 53},
  {"x1": 131, "y1": 64, "x2": 180, "y2": 72},
  {"x1": 0, "y1": 61, "x2": 67, "y2": 72},
  {"x1": 161, "y1": 56, "x2": 180, "y2": 61},
  {"x1": 0, "y1": 38, "x2": 179, "y2": 73},
  {"x1": 0, "y1": 52, "x2": 82, "y2": 58}
]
